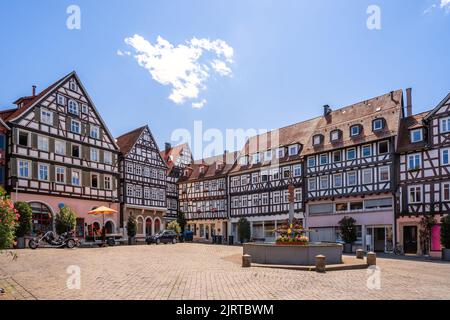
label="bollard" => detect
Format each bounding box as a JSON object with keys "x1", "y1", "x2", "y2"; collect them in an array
[
  {"x1": 367, "y1": 251, "x2": 376, "y2": 266},
  {"x1": 356, "y1": 249, "x2": 364, "y2": 259},
  {"x1": 242, "y1": 254, "x2": 252, "y2": 268},
  {"x1": 315, "y1": 255, "x2": 326, "y2": 273}
]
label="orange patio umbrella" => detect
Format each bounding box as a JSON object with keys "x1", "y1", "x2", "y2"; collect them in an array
[{"x1": 88, "y1": 206, "x2": 117, "y2": 243}]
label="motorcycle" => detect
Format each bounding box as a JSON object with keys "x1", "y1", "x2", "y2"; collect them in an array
[{"x1": 29, "y1": 231, "x2": 79, "y2": 249}]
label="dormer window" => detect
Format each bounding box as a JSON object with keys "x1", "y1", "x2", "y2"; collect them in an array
[
  {"x1": 350, "y1": 125, "x2": 361, "y2": 137},
  {"x1": 184, "y1": 169, "x2": 190, "y2": 177},
  {"x1": 313, "y1": 134, "x2": 323, "y2": 146},
  {"x1": 264, "y1": 150, "x2": 272, "y2": 161},
  {"x1": 372, "y1": 118, "x2": 385, "y2": 131},
  {"x1": 216, "y1": 162, "x2": 224, "y2": 171},
  {"x1": 410, "y1": 129, "x2": 423, "y2": 143},
  {"x1": 239, "y1": 156, "x2": 248, "y2": 166},
  {"x1": 252, "y1": 153, "x2": 260, "y2": 164},
  {"x1": 276, "y1": 148, "x2": 285, "y2": 159},
  {"x1": 68, "y1": 100, "x2": 79, "y2": 115},
  {"x1": 330, "y1": 130, "x2": 342, "y2": 142},
  {"x1": 288, "y1": 145, "x2": 299, "y2": 156},
  {"x1": 199, "y1": 166, "x2": 206, "y2": 174}
]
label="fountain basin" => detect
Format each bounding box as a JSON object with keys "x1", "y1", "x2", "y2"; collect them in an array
[{"x1": 243, "y1": 242, "x2": 343, "y2": 266}]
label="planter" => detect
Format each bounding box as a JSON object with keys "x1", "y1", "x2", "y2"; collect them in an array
[
  {"x1": 343, "y1": 243, "x2": 353, "y2": 253},
  {"x1": 128, "y1": 237, "x2": 137, "y2": 245},
  {"x1": 276, "y1": 242, "x2": 308, "y2": 246},
  {"x1": 16, "y1": 237, "x2": 26, "y2": 249},
  {"x1": 442, "y1": 248, "x2": 450, "y2": 261}
]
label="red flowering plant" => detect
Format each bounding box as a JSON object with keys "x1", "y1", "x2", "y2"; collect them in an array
[{"x1": 0, "y1": 187, "x2": 20, "y2": 250}]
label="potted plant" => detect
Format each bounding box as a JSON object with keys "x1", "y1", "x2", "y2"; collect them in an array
[
  {"x1": 338, "y1": 216, "x2": 357, "y2": 253},
  {"x1": 55, "y1": 206, "x2": 76, "y2": 235},
  {"x1": 127, "y1": 214, "x2": 137, "y2": 245},
  {"x1": 441, "y1": 215, "x2": 450, "y2": 261},
  {"x1": 237, "y1": 217, "x2": 251, "y2": 244},
  {"x1": 14, "y1": 202, "x2": 32, "y2": 249}
]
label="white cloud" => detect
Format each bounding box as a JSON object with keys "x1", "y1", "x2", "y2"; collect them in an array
[
  {"x1": 192, "y1": 99, "x2": 207, "y2": 109},
  {"x1": 117, "y1": 50, "x2": 130, "y2": 56},
  {"x1": 441, "y1": 0, "x2": 450, "y2": 12},
  {"x1": 424, "y1": 1, "x2": 450, "y2": 14},
  {"x1": 120, "y1": 34, "x2": 234, "y2": 108},
  {"x1": 423, "y1": 4, "x2": 436, "y2": 14}
]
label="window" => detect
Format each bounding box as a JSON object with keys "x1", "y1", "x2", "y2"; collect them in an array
[
  {"x1": 332, "y1": 150, "x2": 341, "y2": 163},
  {"x1": 126, "y1": 163, "x2": 133, "y2": 174},
  {"x1": 350, "y1": 125, "x2": 360, "y2": 137},
  {"x1": 362, "y1": 168, "x2": 372, "y2": 184},
  {"x1": 443, "y1": 183, "x2": 450, "y2": 201},
  {"x1": 347, "y1": 148, "x2": 356, "y2": 160},
  {"x1": 309, "y1": 203, "x2": 333, "y2": 215},
  {"x1": 407, "y1": 154, "x2": 421, "y2": 170},
  {"x1": 330, "y1": 130, "x2": 340, "y2": 141},
  {"x1": 135, "y1": 186, "x2": 142, "y2": 198},
  {"x1": 135, "y1": 165, "x2": 142, "y2": 175},
  {"x1": 252, "y1": 153, "x2": 260, "y2": 164},
  {"x1": 90, "y1": 126, "x2": 100, "y2": 139},
  {"x1": 262, "y1": 193, "x2": 269, "y2": 205},
  {"x1": 252, "y1": 194, "x2": 259, "y2": 206},
  {"x1": 91, "y1": 174, "x2": 99, "y2": 188},
  {"x1": 261, "y1": 171, "x2": 268, "y2": 182},
  {"x1": 347, "y1": 171, "x2": 357, "y2": 186},
  {"x1": 373, "y1": 118, "x2": 384, "y2": 131},
  {"x1": 378, "y1": 141, "x2": 389, "y2": 154},
  {"x1": 18, "y1": 130, "x2": 29, "y2": 147},
  {"x1": 379, "y1": 166, "x2": 390, "y2": 182},
  {"x1": 313, "y1": 135, "x2": 323, "y2": 145},
  {"x1": 441, "y1": 148, "x2": 450, "y2": 165},
  {"x1": 37, "y1": 136, "x2": 49, "y2": 151},
  {"x1": 90, "y1": 148, "x2": 99, "y2": 162},
  {"x1": 333, "y1": 173, "x2": 342, "y2": 187},
  {"x1": 71, "y1": 120, "x2": 80, "y2": 134},
  {"x1": 104, "y1": 151, "x2": 112, "y2": 165},
  {"x1": 293, "y1": 164, "x2": 301, "y2": 177},
  {"x1": 349, "y1": 202, "x2": 363, "y2": 211},
  {"x1": 362, "y1": 145, "x2": 372, "y2": 157},
  {"x1": 40, "y1": 109, "x2": 53, "y2": 125},
  {"x1": 283, "y1": 167, "x2": 290, "y2": 178},
  {"x1": 320, "y1": 176, "x2": 329, "y2": 189},
  {"x1": 239, "y1": 156, "x2": 248, "y2": 166},
  {"x1": 308, "y1": 178, "x2": 316, "y2": 191},
  {"x1": 38, "y1": 164, "x2": 49, "y2": 181},
  {"x1": 252, "y1": 173, "x2": 258, "y2": 183},
  {"x1": 82, "y1": 104, "x2": 88, "y2": 114},
  {"x1": 71, "y1": 144, "x2": 80, "y2": 158},
  {"x1": 69, "y1": 82, "x2": 77, "y2": 91},
  {"x1": 68, "y1": 100, "x2": 79, "y2": 115},
  {"x1": 441, "y1": 117, "x2": 450, "y2": 133},
  {"x1": 56, "y1": 167, "x2": 65, "y2": 184},
  {"x1": 273, "y1": 191, "x2": 281, "y2": 204},
  {"x1": 294, "y1": 188, "x2": 301, "y2": 202},
  {"x1": 127, "y1": 185, "x2": 134, "y2": 197},
  {"x1": 18, "y1": 159, "x2": 31, "y2": 178},
  {"x1": 271, "y1": 170, "x2": 279, "y2": 180},
  {"x1": 410, "y1": 129, "x2": 423, "y2": 143},
  {"x1": 276, "y1": 148, "x2": 285, "y2": 158},
  {"x1": 55, "y1": 140, "x2": 65, "y2": 155},
  {"x1": 104, "y1": 176, "x2": 112, "y2": 190},
  {"x1": 57, "y1": 94, "x2": 65, "y2": 105},
  {"x1": 409, "y1": 186, "x2": 422, "y2": 204},
  {"x1": 144, "y1": 187, "x2": 150, "y2": 199},
  {"x1": 307, "y1": 156, "x2": 315, "y2": 167},
  {"x1": 320, "y1": 154, "x2": 328, "y2": 165},
  {"x1": 288, "y1": 145, "x2": 298, "y2": 156},
  {"x1": 364, "y1": 198, "x2": 393, "y2": 210},
  {"x1": 336, "y1": 203, "x2": 348, "y2": 211},
  {"x1": 264, "y1": 150, "x2": 272, "y2": 161},
  {"x1": 72, "y1": 170, "x2": 81, "y2": 186}
]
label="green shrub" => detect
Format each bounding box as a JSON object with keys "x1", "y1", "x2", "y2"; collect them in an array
[
  {"x1": 338, "y1": 216, "x2": 357, "y2": 244},
  {"x1": 14, "y1": 201, "x2": 32, "y2": 238},
  {"x1": 55, "y1": 206, "x2": 76, "y2": 234},
  {"x1": 177, "y1": 211, "x2": 187, "y2": 233},
  {"x1": 127, "y1": 214, "x2": 137, "y2": 238},
  {"x1": 441, "y1": 215, "x2": 450, "y2": 249},
  {"x1": 0, "y1": 187, "x2": 19, "y2": 249},
  {"x1": 167, "y1": 220, "x2": 181, "y2": 234},
  {"x1": 237, "y1": 217, "x2": 251, "y2": 243}
]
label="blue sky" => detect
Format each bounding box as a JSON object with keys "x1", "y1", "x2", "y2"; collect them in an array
[{"x1": 1, "y1": 0, "x2": 449, "y2": 158}]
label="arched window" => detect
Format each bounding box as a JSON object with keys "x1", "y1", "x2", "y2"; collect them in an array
[
  {"x1": 29, "y1": 202, "x2": 53, "y2": 235},
  {"x1": 104, "y1": 221, "x2": 115, "y2": 234},
  {"x1": 145, "y1": 218, "x2": 152, "y2": 236},
  {"x1": 137, "y1": 216, "x2": 144, "y2": 235},
  {"x1": 154, "y1": 219, "x2": 161, "y2": 233}
]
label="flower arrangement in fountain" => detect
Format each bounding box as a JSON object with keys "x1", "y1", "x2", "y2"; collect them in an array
[{"x1": 275, "y1": 219, "x2": 309, "y2": 245}]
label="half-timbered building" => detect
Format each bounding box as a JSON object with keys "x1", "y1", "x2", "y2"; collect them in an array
[
  {"x1": 116, "y1": 125, "x2": 167, "y2": 239},
  {"x1": 179, "y1": 152, "x2": 236, "y2": 242},
  {"x1": 397, "y1": 91, "x2": 450, "y2": 256},
  {"x1": 304, "y1": 91, "x2": 403, "y2": 252},
  {"x1": 0, "y1": 116, "x2": 10, "y2": 188},
  {"x1": 0, "y1": 71, "x2": 120, "y2": 238},
  {"x1": 160, "y1": 143, "x2": 192, "y2": 223},
  {"x1": 228, "y1": 126, "x2": 309, "y2": 242}
]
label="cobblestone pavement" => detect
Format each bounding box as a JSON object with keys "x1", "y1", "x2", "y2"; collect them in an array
[{"x1": 1, "y1": 243, "x2": 450, "y2": 300}]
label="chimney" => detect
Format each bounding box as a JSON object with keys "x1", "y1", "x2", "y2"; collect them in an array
[
  {"x1": 406, "y1": 88, "x2": 412, "y2": 117},
  {"x1": 323, "y1": 104, "x2": 332, "y2": 116},
  {"x1": 32, "y1": 85, "x2": 36, "y2": 97},
  {"x1": 165, "y1": 142, "x2": 171, "y2": 153},
  {"x1": 223, "y1": 150, "x2": 228, "y2": 164}
]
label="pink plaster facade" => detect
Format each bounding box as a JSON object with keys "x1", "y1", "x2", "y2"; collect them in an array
[{"x1": 307, "y1": 210, "x2": 394, "y2": 228}]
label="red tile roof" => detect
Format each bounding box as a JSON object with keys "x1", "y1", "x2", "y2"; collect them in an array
[
  {"x1": 160, "y1": 143, "x2": 191, "y2": 172},
  {"x1": 115, "y1": 125, "x2": 147, "y2": 155},
  {"x1": 397, "y1": 111, "x2": 429, "y2": 153}
]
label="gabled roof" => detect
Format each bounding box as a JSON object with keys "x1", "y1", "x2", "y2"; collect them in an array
[
  {"x1": 397, "y1": 111, "x2": 429, "y2": 153},
  {"x1": 160, "y1": 143, "x2": 192, "y2": 172},
  {"x1": 1, "y1": 71, "x2": 119, "y2": 150},
  {"x1": 116, "y1": 125, "x2": 147, "y2": 155},
  {"x1": 424, "y1": 92, "x2": 450, "y2": 121}
]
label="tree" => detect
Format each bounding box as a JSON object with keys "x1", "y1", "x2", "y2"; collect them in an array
[
  {"x1": 127, "y1": 214, "x2": 137, "y2": 238},
  {"x1": 338, "y1": 216, "x2": 357, "y2": 244},
  {"x1": 0, "y1": 187, "x2": 19, "y2": 249},
  {"x1": 237, "y1": 217, "x2": 251, "y2": 244},
  {"x1": 55, "y1": 206, "x2": 76, "y2": 235},
  {"x1": 419, "y1": 215, "x2": 436, "y2": 255},
  {"x1": 441, "y1": 215, "x2": 450, "y2": 249},
  {"x1": 177, "y1": 211, "x2": 187, "y2": 233},
  {"x1": 167, "y1": 220, "x2": 181, "y2": 234},
  {"x1": 14, "y1": 202, "x2": 32, "y2": 238}
]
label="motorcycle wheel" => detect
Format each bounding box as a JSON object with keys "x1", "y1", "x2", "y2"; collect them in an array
[
  {"x1": 29, "y1": 240, "x2": 38, "y2": 250},
  {"x1": 66, "y1": 239, "x2": 75, "y2": 249},
  {"x1": 172, "y1": 238, "x2": 176, "y2": 244}
]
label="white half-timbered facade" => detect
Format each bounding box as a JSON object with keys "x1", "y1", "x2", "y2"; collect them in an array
[
  {"x1": 116, "y1": 125, "x2": 167, "y2": 238},
  {"x1": 0, "y1": 71, "x2": 120, "y2": 238}
]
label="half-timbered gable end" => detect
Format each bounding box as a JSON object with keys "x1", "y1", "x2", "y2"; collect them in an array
[{"x1": 3, "y1": 71, "x2": 120, "y2": 201}]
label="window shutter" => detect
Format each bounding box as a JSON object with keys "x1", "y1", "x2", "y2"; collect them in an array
[
  {"x1": 12, "y1": 128, "x2": 17, "y2": 144},
  {"x1": 49, "y1": 164, "x2": 55, "y2": 181},
  {"x1": 49, "y1": 138, "x2": 55, "y2": 153},
  {"x1": 31, "y1": 133, "x2": 38, "y2": 149},
  {"x1": 32, "y1": 162, "x2": 38, "y2": 180},
  {"x1": 66, "y1": 142, "x2": 71, "y2": 156},
  {"x1": 82, "y1": 123, "x2": 87, "y2": 136},
  {"x1": 99, "y1": 174, "x2": 104, "y2": 189},
  {"x1": 53, "y1": 113, "x2": 59, "y2": 128},
  {"x1": 66, "y1": 117, "x2": 72, "y2": 132},
  {"x1": 34, "y1": 107, "x2": 41, "y2": 123},
  {"x1": 10, "y1": 157, "x2": 17, "y2": 176},
  {"x1": 99, "y1": 150, "x2": 104, "y2": 163},
  {"x1": 99, "y1": 128, "x2": 103, "y2": 141},
  {"x1": 83, "y1": 171, "x2": 90, "y2": 187},
  {"x1": 66, "y1": 168, "x2": 72, "y2": 184},
  {"x1": 83, "y1": 146, "x2": 89, "y2": 160}
]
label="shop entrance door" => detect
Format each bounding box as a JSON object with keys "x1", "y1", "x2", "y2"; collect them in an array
[{"x1": 403, "y1": 226, "x2": 418, "y2": 254}]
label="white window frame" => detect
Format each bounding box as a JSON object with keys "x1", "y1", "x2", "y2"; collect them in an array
[
  {"x1": 276, "y1": 148, "x2": 285, "y2": 159},
  {"x1": 331, "y1": 130, "x2": 340, "y2": 141},
  {"x1": 55, "y1": 140, "x2": 66, "y2": 155},
  {"x1": 362, "y1": 145, "x2": 372, "y2": 157},
  {"x1": 38, "y1": 163, "x2": 49, "y2": 181},
  {"x1": 40, "y1": 108, "x2": 53, "y2": 125},
  {"x1": 68, "y1": 100, "x2": 79, "y2": 115},
  {"x1": 71, "y1": 170, "x2": 81, "y2": 186},
  {"x1": 347, "y1": 148, "x2": 356, "y2": 160},
  {"x1": 347, "y1": 171, "x2": 357, "y2": 186},
  {"x1": 379, "y1": 166, "x2": 390, "y2": 182},
  {"x1": 71, "y1": 119, "x2": 81, "y2": 134},
  {"x1": 350, "y1": 125, "x2": 360, "y2": 137},
  {"x1": 288, "y1": 145, "x2": 298, "y2": 156},
  {"x1": 91, "y1": 173, "x2": 99, "y2": 189},
  {"x1": 307, "y1": 156, "x2": 315, "y2": 167},
  {"x1": 90, "y1": 125, "x2": 100, "y2": 139},
  {"x1": 441, "y1": 117, "x2": 450, "y2": 133},
  {"x1": 362, "y1": 168, "x2": 372, "y2": 184},
  {"x1": 104, "y1": 151, "x2": 112, "y2": 165},
  {"x1": 442, "y1": 182, "x2": 450, "y2": 201},
  {"x1": 333, "y1": 173, "x2": 343, "y2": 188},
  {"x1": 90, "y1": 148, "x2": 99, "y2": 162},
  {"x1": 293, "y1": 164, "x2": 301, "y2": 177},
  {"x1": 37, "y1": 135, "x2": 49, "y2": 152},
  {"x1": 408, "y1": 185, "x2": 422, "y2": 204},
  {"x1": 18, "y1": 159, "x2": 31, "y2": 178},
  {"x1": 373, "y1": 119, "x2": 383, "y2": 131},
  {"x1": 57, "y1": 94, "x2": 66, "y2": 105},
  {"x1": 441, "y1": 148, "x2": 450, "y2": 165},
  {"x1": 320, "y1": 176, "x2": 329, "y2": 189},
  {"x1": 55, "y1": 166, "x2": 66, "y2": 184},
  {"x1": 313, "y1": 135, "x2": 322, "y2": 145},
  {"x1": 407, "y1": 153, "x2": 422, "y2": 170},
  {"x1": 410, "y1": 129, "x2": 423, "y2": 143},
  {"x1": 319, "y1": 154, "x2": 328, "y2": 165},
  {"x1": 308, "y1": 178, "x2": 316, "y2": 191},
  {"x1": 104, "y1": 175, "x2": 112, "y2": 190},
  {"x1": 264, "y1": 150, "x2": 272, "y2": 161}
]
